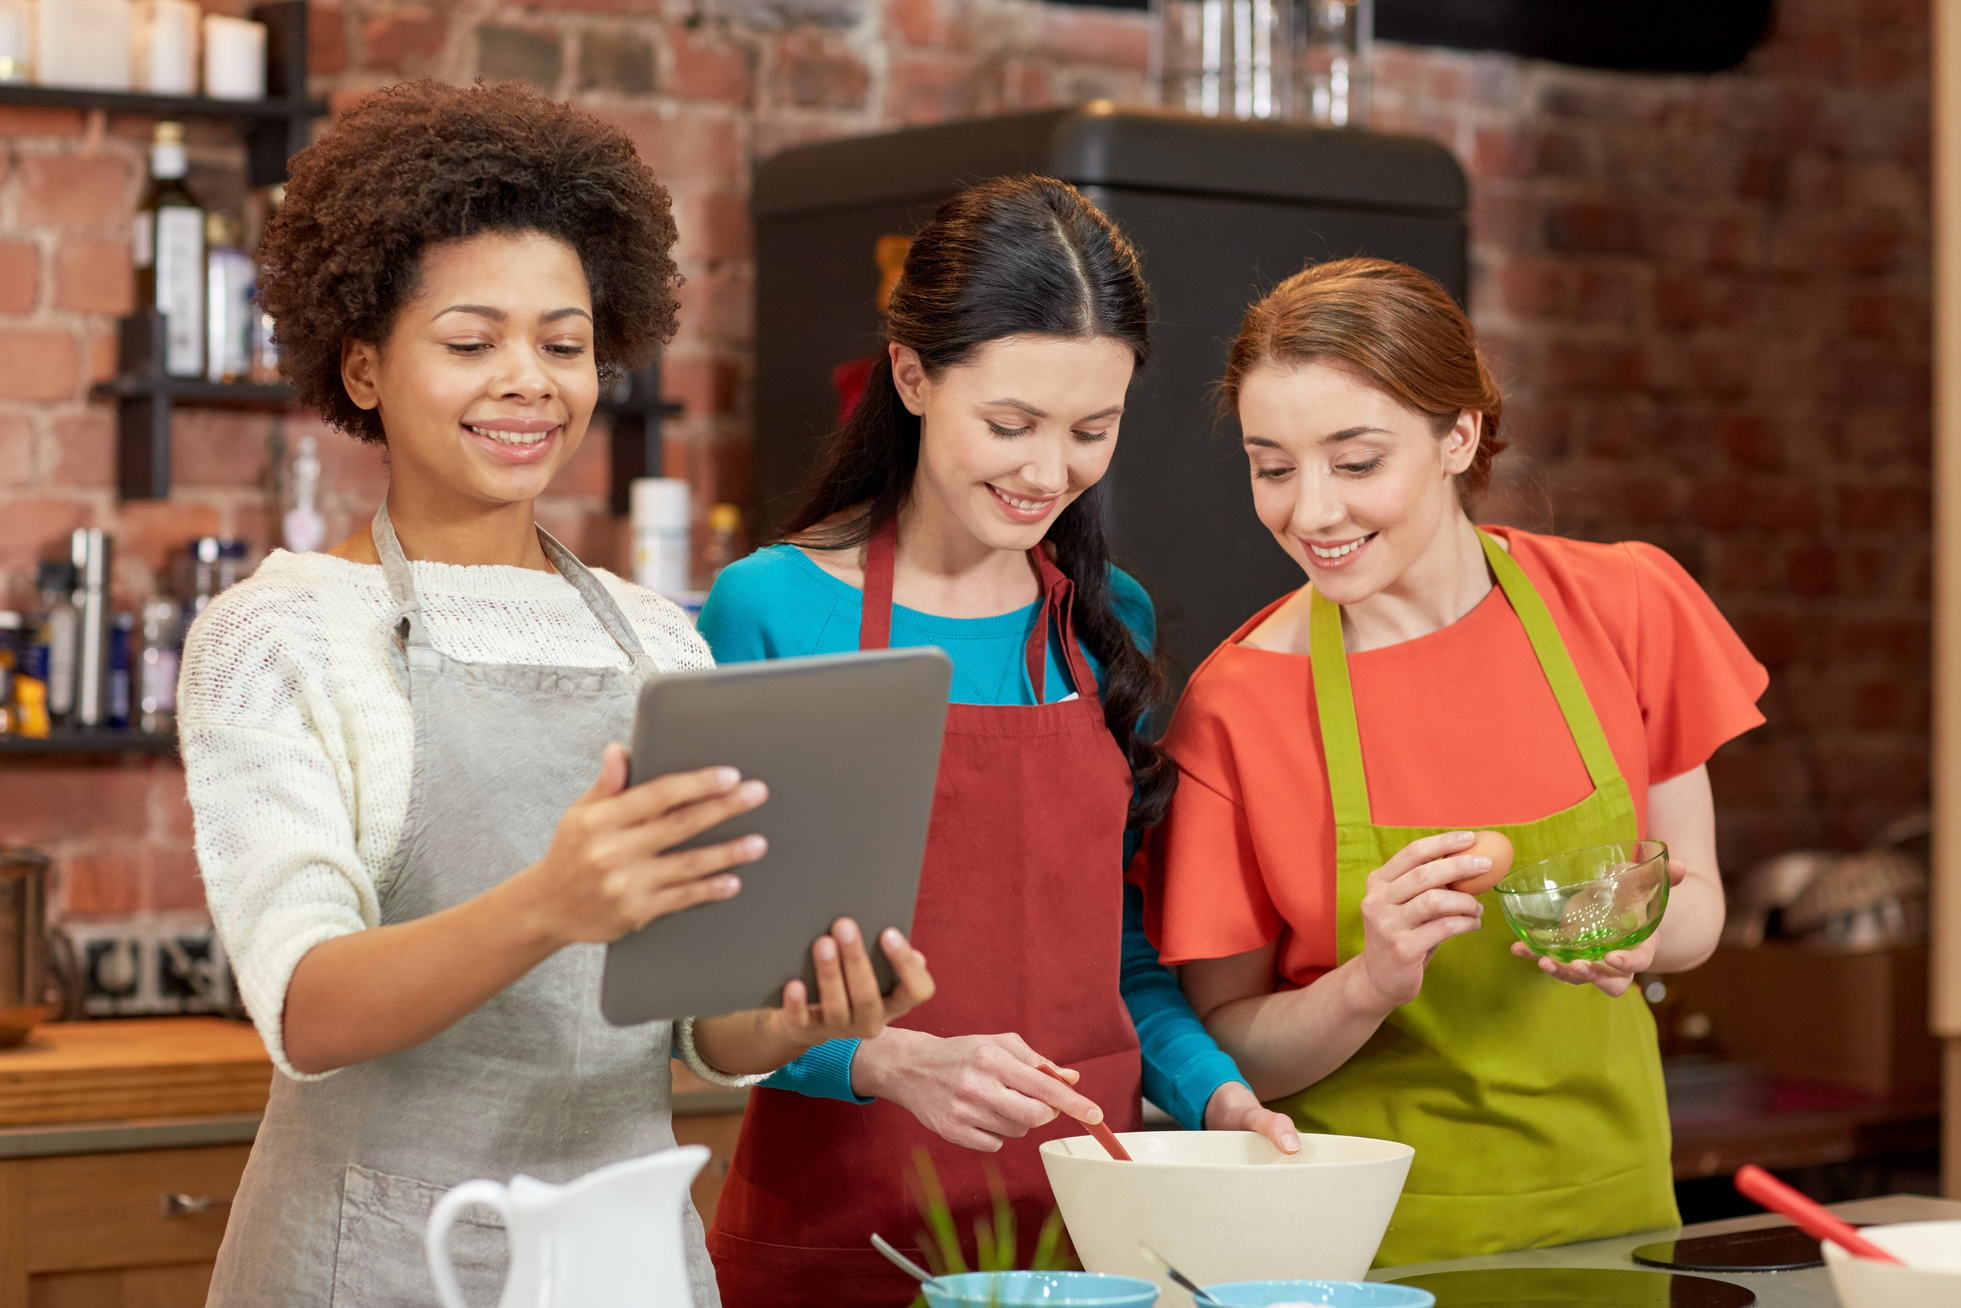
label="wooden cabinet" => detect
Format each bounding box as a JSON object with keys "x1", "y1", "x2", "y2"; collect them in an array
[
  {"x1": 0, "y1": 1144, "x2": 250, "y2": 1308},
  {"x1": 0, "y1": 1025, "x2": 751, "y2": 1304}
]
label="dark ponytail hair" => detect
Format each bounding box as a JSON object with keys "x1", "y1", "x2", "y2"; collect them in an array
[{"x1": 783, "y1": 175, "x2": 1176, "y2": 829}]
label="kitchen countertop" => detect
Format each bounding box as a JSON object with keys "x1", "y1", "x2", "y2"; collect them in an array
[
  {"x1": 1369, "y1": 1193, "x2": 1961, "y2": 1305},
  {"x1": 0, "y1": 1018, "x2": 748, "y2": 1157}
]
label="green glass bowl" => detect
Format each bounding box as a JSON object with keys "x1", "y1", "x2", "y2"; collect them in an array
[{"x1": 1492, "y1": 840, "x2": 1670, "y2": 963}]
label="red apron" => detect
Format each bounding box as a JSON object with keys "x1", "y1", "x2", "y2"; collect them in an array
[{"x1": 708, "y1": 524, "x2": 1142, "y2": 1307}]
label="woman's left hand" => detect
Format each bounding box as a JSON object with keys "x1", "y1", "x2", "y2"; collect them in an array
[
  {"x1": 768, "y1": 917, "x2": 936, "y2": 1050},
  {"x1": 691, "y1": 918, "x2": 936, "y2": 1075},
  {"x1": 1511, "y1": 859, "x2": 1690, "y2": 996},
  {"x1": 1204, "y1": 1080, "x2": 1300, "y2": 1154}
]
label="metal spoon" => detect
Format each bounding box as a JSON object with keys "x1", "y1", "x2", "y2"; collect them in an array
[
  {"x1": 1139, "y1": 1243, "x2": 1225, "y2": 1305},
  {"x1": 871, "y1": 1233, "x2": 944, "y2": 1286}
]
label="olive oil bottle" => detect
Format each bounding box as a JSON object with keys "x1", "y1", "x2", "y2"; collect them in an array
[{"x1": 133, "y1": 121, "x2": 204, "y2": 377}]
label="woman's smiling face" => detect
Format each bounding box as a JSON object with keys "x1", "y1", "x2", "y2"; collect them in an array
[
  {"x1": 1237, "y1": 359, "x2": 1482, "y2": 605},
  {"x1": 341, "y1": 229, "x2": 599, "y2": 509},
  {"x1": 895, "y1": 333, "x2": 1135, "y2": 552}
]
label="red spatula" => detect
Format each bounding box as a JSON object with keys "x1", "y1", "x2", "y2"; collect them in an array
[
  {"x1": 1733, "y1": 1164, "x2": 1900, "y2": 1264},
  {"x1": 1038, "y1": 1064, "x2": 1132, "y2": 1161}
]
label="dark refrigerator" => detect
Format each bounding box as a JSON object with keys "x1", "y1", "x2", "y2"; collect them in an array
[{"x1": 752, "y1": 105, "x2": 1468, "y2": 685}]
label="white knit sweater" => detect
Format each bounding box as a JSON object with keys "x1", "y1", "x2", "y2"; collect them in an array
[{"x1": 178, "y1": 549, "x2": 714, "y2": 1079}]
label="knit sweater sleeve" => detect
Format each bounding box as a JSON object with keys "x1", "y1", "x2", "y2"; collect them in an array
[{"x1": 179, "y1": 572, "x2": 383, "y2": 1082}]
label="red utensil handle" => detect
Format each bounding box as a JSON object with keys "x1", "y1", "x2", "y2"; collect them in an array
[
  {"x1": 1733, "y1": 1165, "x2": 1900, "y2": 1264},
  {"x1": 1037, "y1": 1064, "x2": 1133, "y2": 1162}
]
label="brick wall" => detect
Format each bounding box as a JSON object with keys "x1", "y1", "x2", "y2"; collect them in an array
[
  {"x1": 0, "y1": 0, "x2": 1929, "y2": 918},
  {"x1": 1366, "y1": 0, "x2": 1930, "y2": 868}
]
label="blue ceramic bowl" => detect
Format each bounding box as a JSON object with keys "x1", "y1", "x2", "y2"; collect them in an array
[
  {"x1": 1201, "y1": 1282, "x2": 1435, "y2": 1308},
  {"x1": 922, "y1": 1271, "x2": 1161, "y2": 1307}
]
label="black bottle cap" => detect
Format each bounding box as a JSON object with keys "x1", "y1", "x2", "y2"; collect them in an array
[{"x1": 36, "y1": 560, "x2": 77, "y2": 594}]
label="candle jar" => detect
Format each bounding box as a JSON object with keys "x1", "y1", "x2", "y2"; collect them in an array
[
  {"x1": 134, "y1": 0, "x2": 200, "y2": 95},
  {"x1": 1153, "y1": 0, "x2": 1290, "y2": 121},
  {"x1": 0, "y1": 0, "x2": 30, "y2": 84},
  {"x1": 1293, "y1": 0, "x2": 1371, "y2": 127}
]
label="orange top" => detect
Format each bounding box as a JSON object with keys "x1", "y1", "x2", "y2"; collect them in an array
[{"x1": 1130, "y1": 527, "x2": 1768, "y2": 986}]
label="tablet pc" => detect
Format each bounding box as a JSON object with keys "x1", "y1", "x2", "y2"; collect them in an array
[{"x1": 600, "y1": 647, "x2": 952, "y2": 1026}]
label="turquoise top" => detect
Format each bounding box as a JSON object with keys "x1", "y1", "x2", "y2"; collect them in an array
[{"x1": 695, "y1": 543, "x2": 1250, "y2": 1129}]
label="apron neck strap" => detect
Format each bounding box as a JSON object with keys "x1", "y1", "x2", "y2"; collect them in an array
[
  {"x1": 371, "y1": 500, "x2": 654, "y2": 672},
  {"x1": 1308, "y1": 586, "x2": 1371, "y2": 827},
  {"x1": 859, "y1": 522, "x2": 898, "y2": 651},
  {"x1": 1474, "y1": 530, "x2": 1621, "y2": 792},
  {"x1": 1309, "y1": 527, "x2": 1625, "y2": 828},
  {"x1": 372, "y1": 501, "x2": 425, "y2": 647},
  {"x1": 857, "y1": 519, "x2": 1099, "y2": 703}
]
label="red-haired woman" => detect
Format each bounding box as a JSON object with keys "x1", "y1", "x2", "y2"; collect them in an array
[{"x1": 1131, "y1": 258, "x2": 1768, "y2": 1264}]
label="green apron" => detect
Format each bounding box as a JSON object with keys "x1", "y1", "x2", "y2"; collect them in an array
[{"x1": 1269, "y1": 530, "x2": 1678, "y2": 1266}]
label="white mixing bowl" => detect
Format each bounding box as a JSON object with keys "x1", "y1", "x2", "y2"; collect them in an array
[
  {"x1": 1039, "y1": 1131, "x2": 1413, "y2": 1305},
  {"x1": 1824, "y1": 1220, "x2": 1961, "y2": 1308}
]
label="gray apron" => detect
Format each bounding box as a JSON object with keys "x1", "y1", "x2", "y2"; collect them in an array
[{"x1": 208, "y1": 503, "x2": 719, "y2": 1308}]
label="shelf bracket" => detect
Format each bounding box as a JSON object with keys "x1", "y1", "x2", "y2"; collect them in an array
[
  {"x1": 248, "y1": 1, "x2": 311, "y2": 187},
  {"x1": 115, "y1": 313, "x2": 171, "y2": 500},
  {"x1": 608, "y1": 361, "x2": 685, "y2": 514}
]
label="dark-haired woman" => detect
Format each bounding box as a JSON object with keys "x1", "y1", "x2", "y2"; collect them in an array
[
  {"x1": 178, "y1": 81, "x2": 930, "y2": 1307},
  {"x1": 1134, "y1": 258, "x2": 1767, "y2": 1264},
  {"x1": 693, "y1": 176, "x2": 1291, "y2": 1307}
]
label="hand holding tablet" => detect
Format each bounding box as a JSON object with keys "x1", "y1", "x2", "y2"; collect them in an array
[
  {"x1": 601, "y1": 647, "x2": 953, "y2": 1026},
  {"x1": 693, "y1": 916, "x2": 939, "y2": 1074}
]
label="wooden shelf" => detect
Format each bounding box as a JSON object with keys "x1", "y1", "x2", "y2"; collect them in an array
[
  {"x1": 0, "y1": 3, "x2": 321, "y2": 190},
  {"x1": 92, "y1": 378, "x2": 293, "y2": 408},
  {"x1": 0, "y1": 731, "x2": 178, "y2": 759},
  {"x1": 0, "y1": 85, "x2": 324, "y2": 124}
]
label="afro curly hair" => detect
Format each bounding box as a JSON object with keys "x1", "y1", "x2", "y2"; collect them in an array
[{"x1": 256, "y1": 79, "x2": 682, "y2": 443}]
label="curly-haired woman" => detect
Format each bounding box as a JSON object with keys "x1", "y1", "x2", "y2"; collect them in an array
[{"x1": 179, "y1": 80, "x2": 930, "y2": 1306}]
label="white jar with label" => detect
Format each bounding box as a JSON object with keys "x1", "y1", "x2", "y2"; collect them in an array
[{"x1": 631, "y1": 477, "x2": 693, "y2": 603}]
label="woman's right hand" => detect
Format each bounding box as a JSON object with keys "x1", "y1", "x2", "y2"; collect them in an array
[
  {"x1": 518, "y1": 743, "x2": 767, "y2": 946},
  {"x1": 1352, "y1": 830, "x2": 1487, "y2": 1012},
  {"x1": 850, "y1": 1028, "x2": 1106, "y2": 1152}
]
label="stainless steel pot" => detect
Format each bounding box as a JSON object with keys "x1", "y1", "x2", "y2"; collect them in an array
[{"x1": 0, "y1": 847, "x2": 56, "y2": 1046}]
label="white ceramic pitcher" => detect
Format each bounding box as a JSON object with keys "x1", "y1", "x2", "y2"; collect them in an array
[{"x1": 425, "y1": 1144, "x2": 710, "y2": 1308}]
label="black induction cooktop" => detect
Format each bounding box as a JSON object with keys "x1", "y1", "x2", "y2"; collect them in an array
[
  {"x1": 1390, "y1": 1267, "x2": 1756, "y2": 1306},
  {"x1": 1631, "y1": 1224, "x2": 1828, "y2": 1273}
]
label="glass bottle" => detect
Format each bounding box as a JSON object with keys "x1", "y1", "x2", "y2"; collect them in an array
[
  {"x1": 28, "y1": 561, "x2": 78, "y2": 727},
  {"x1": 282, "y1": 434, "x2": 326, "y2": 554},
  {"x1": 134, "y1": 122, "x2": 205, "y2": 378},
  {"x1": 247, "y1": 184, "x2": 283, "y2": 384},
  {"x1": 108, "y1": 611, "x2": 134, "y2": 731},
  {"x1": 205, "y1": 211, "x2": 256, "y2": 384},
  {"x1": 1294, "y1": 0, "x2": 1372, "y2": 127},
  {"x1": 0, "y1": 611, "x2": 19, "y2": 736},
  {"x1": 703, "y1": 503, "x2": 743, "y2": 584},
  {"x1": 70, "y1": 529, "x2": 113, "y2": 729},
  {"x1": 138, "y1": 593, "x2": 180, "y2": 734},
  {"x1": 1155, "y1": 0, "x2": 1287, "y2": 120}
]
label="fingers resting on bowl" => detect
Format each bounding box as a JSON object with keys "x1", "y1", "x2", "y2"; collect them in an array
[{"x1": 1203, "y1": 1080, "x2": 1301, "y2": 1154}]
